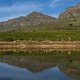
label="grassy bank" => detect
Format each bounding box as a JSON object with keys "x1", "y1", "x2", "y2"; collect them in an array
[
  {"x1": 0, "y1": 50, "x2": 80, "y2": 56},
  {"x1": 0, "y1": 31, "x2": 80, "y2": 41}
]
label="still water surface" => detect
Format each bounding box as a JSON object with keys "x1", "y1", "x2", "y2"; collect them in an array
[
  {"x1": 0, "y1": 51, "x2": 79, "y2": 80},
  {"x1": 0, "y1": 63, "x2": 72, "y2": 80}
]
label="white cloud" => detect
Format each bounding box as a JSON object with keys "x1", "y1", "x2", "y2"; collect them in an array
[
  {"x1": 49, "y1": 0, "x2": 64, "y2": 8},
  {"x1": 0, "y1": 1, "x2": 46, "y2": 13},
  {"x1": 0, "y1": 0, "x2": 47, "y2": 21}
]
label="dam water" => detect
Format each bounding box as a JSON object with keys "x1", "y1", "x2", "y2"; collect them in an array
[{"x1": 0, "y1": 50, "x2": 79, "y2": 80}]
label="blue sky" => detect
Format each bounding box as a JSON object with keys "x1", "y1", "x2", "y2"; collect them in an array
[{"x1": 0, "y1": 0, "x2": 80, "y2": 21}]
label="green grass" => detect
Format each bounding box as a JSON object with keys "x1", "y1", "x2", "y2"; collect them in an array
[
  {"x1": 0, "y1": 50, "x2": 79, "y2": 56},
  {"x1": 0, "y1": 31, "x2": 80, "y2": 41}
]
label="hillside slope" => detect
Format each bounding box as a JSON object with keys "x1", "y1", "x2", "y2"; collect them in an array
[{"x1": 59, "y1": 3, "x2": 80, "y2": 20}]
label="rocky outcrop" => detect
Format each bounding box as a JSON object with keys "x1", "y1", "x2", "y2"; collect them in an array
[
  {"x1": 59, "y1": 3, "x2": 80, "y2": 20},
  {"x1": 26, "y1": 12, "x2": 56, "y2": 25}
]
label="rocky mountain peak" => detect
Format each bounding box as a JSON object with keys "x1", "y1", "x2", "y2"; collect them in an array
[
  {"x1": 59, "y1": 3, "x2": 80, "y2": 19},
  {"x1": 0, "y1": 12, "x2": 56, "y2": 28},
  {"x1": 26, "y1": 12, "x2": 56, "y2": 25},
  {"x1": 27, "y1": 12, "x2": 43, "y2": 16},
  {"x1": 77, "y1": 2, "x2": 80, "y2": 5},
  {"x1": 27, "y1": 12, "x2": 46, "y2": 18},
  {"x1": 27, "y1": 12, "x2": 56, "y2": 20},
  {"x1": 76, "y1": 2, "x2": 80, "y2": 8}
]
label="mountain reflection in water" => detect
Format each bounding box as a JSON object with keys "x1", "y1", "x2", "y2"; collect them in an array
[
  {"x1": 0, "y1": 63, "x2": 71, "y2": 80},
  {"x1": 0, "y1": 51, "x2": 79, "y2": 80}
]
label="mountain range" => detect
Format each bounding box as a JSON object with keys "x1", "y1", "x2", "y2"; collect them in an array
[{"x1": 0, "y1": 2, "x2": 80, "y2": 32}]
